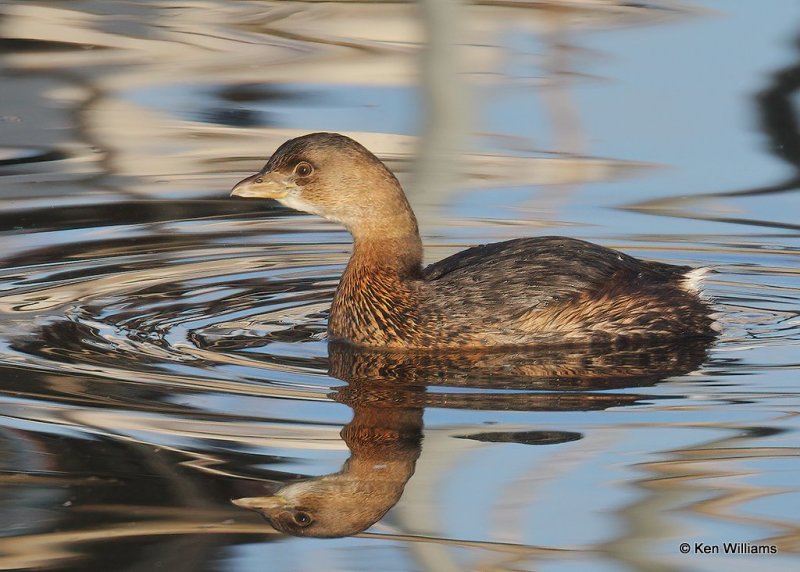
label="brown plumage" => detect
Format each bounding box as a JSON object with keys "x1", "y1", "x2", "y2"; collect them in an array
[
  {"x1": 231, "y1": 132, "x2": 716, "y2": 349},
  {"x1": 232, "y1": 399, "x2": 422, "y2": 538}
]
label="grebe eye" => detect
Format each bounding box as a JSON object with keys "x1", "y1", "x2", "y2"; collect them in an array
[
  {"x1": 295, "y1": 162, "x2": 313, "y2": 177},
  {"x1": 255, "y1": 177, "x2": 263, "y2": 183},
  {"x1": 293, "y1": 511, "x2": 312, "y2": 527}
]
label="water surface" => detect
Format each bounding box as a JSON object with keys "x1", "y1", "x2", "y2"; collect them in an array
[{"x1": 1, "y1": 1, "x2": 799, "y2": 571}]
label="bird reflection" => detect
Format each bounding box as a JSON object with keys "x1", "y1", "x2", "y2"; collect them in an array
[
  {"x1": 234, "y1": 394, "x2": 423, "y2": 538},
  {"x1": 233, "y1": 337, "x2": 712, "y2": 537}
]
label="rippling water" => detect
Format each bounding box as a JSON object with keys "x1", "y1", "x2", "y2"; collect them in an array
[{"x1": 1, "y1": 1, "x2": 799, "y2": 571}]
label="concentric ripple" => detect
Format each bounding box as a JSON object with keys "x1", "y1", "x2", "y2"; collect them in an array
[{"x1": 0, "y1": 202, "x2": 349, "y2": 400}]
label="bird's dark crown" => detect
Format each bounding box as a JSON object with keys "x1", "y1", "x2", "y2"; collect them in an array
[{"x1": 264, "y1": 132, "x2": 376, "y2": 172}]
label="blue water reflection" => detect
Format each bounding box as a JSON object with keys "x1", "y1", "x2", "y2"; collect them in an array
[{"x1": 0, "y1": 1, "x2": 799, "y2": 571}]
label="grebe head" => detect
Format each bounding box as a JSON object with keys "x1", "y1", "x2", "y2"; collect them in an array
[{"x1": 231, "y1": 132, "x2": 416, "y2": 239}]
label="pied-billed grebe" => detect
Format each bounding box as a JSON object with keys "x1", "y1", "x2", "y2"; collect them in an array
[{"x1": 231, "y1": 132, "x2": 715, "y2": 349}]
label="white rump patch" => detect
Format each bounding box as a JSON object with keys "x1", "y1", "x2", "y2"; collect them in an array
[
  {"x1": 682, "y1": 267, "x2": 711, "y2": 295},
  {"x1": 682, "y1": 267, "x2": 723, "y2": 332}
]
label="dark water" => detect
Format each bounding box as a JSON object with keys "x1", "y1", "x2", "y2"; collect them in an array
[{"x1": 1, "y1": 1, "x2": 799, "y2": 571}]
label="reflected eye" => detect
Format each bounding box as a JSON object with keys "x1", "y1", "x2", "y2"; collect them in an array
[
  {"x1": 295, "y1": 162, "x2": 313, "y2": 177},
  {"x1": 293, "y1": 511, "x2": 313, "y2": 527}
]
